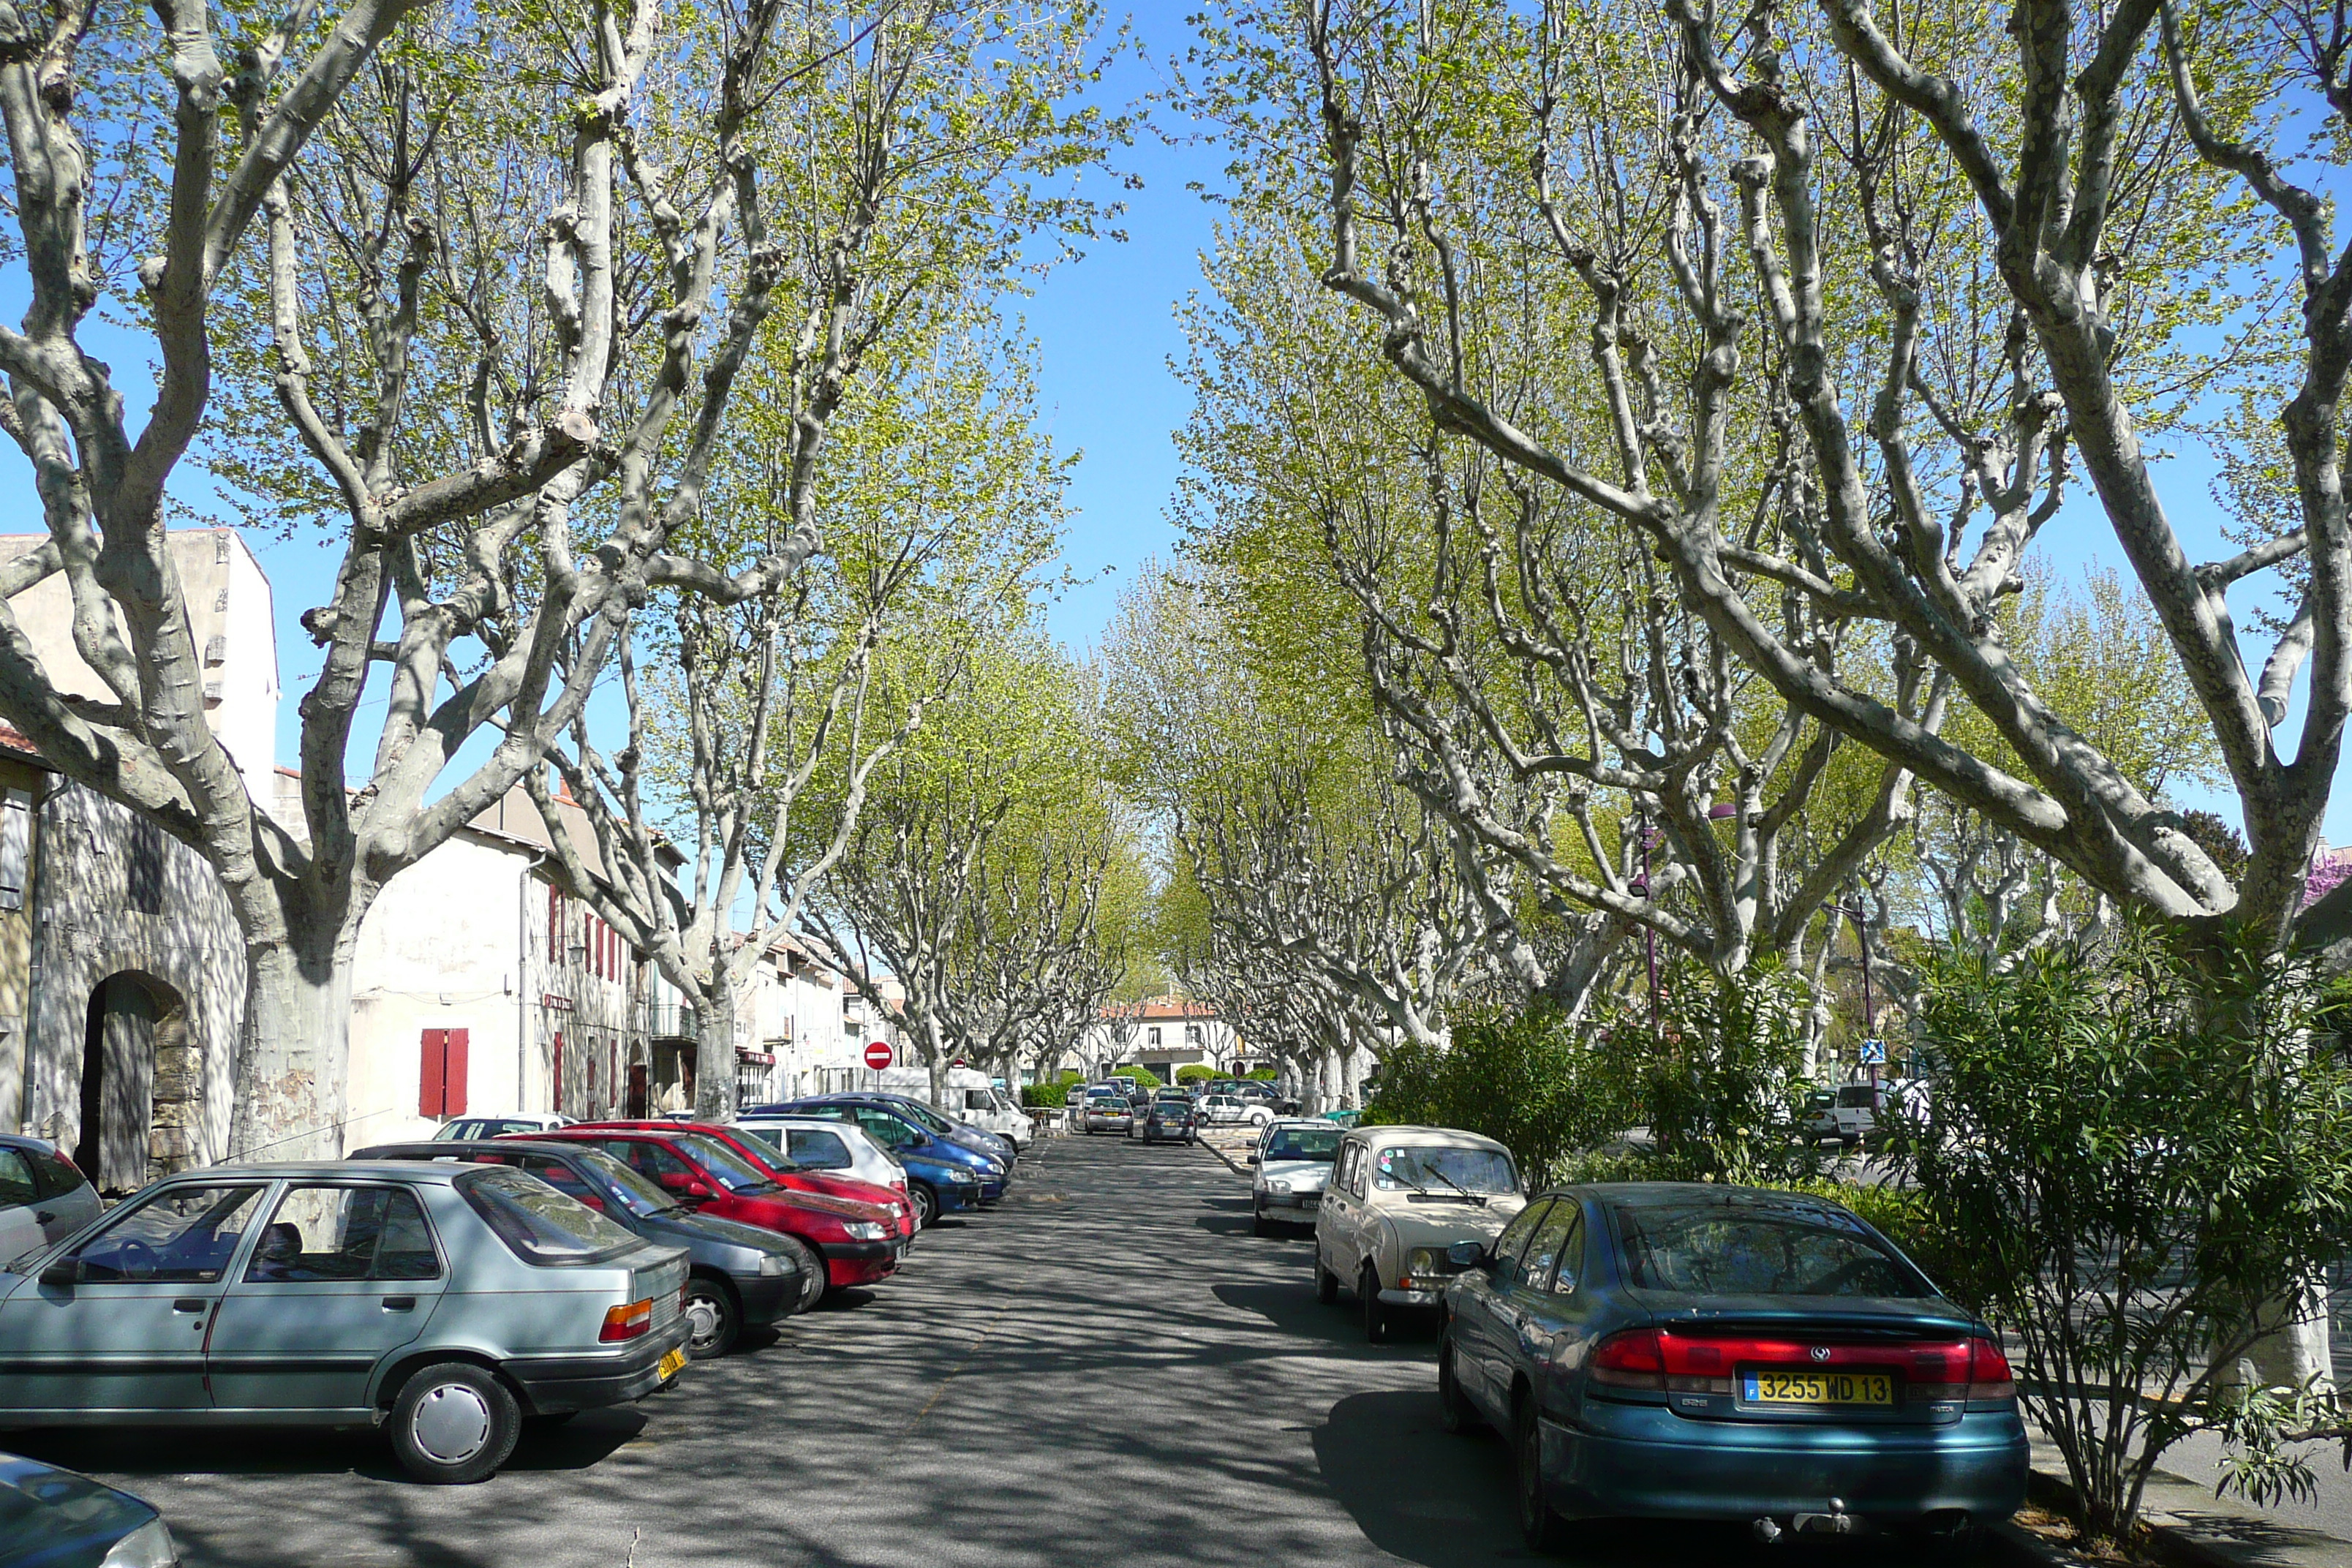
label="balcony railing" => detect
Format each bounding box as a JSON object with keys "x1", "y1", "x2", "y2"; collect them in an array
[{"x1": 643, "y1": 1003, "x2": 698, "y2": 1040}]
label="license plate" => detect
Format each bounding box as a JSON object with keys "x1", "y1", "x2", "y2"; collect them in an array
[
  {"x1": 657, "y1": 1346, "x2": 687, "y2": 1382},
  {"x1": 1742, "y1": 1371, "x2": 1893, "y2": 1406}
]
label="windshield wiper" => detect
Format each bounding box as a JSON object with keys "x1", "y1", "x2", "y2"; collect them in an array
[{"x1": 1419, "y1": 1165, "x2": 1488, "y2": 1205}]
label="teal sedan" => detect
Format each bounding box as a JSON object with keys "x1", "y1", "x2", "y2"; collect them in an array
[
  {"x1": 0, "y1": 1161, "x2": 690, "y2": 1484},
  {"x1": 1439, "y1": 1182, "x2": 2027, "y2": 1548}
]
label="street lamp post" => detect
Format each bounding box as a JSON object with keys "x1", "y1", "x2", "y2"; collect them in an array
[{"x1": 1843, "y1": 896, "x2": 1876, "y2": 1090}]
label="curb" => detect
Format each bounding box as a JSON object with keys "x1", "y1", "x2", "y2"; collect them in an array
[
  {"x1": 1201, "y1": 1138, "x2": 1252, "y2": 1177},
  {"x1": 2019, "y1": 1465, "x2": 2286, "y2": 1568}
]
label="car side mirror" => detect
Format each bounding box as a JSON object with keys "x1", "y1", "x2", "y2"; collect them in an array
[
  {"x1": 38, "y1": 1256, "x2": 76, "y2": 1289},
  {"x1": 1244, "y1": 1154, "x2": 1259, "y2": 1166},
  {"x1": 682, "y1": 1180, "x2": 713, "y2": 1200},
  {"x1": 1446, "y1": 1240, "x2": 1485, "y2": 1270}
]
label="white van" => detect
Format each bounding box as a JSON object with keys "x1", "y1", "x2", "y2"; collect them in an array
[{"x1": 877, "y1": 1066, "x2": 1034, "y2": 1153}]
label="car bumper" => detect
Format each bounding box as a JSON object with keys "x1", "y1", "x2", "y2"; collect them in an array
[
  {"x1": 818, "y1": 1240, "x2": 900, "y2": 1287},
  {"x1": 976, "y1": 1178, "x2": 1008, "y2": 1203},
  {"x1": 732, "y1": 1271, "x2": 801, "y2": 1327},
  {"x1": 504, "y1": 1317, "x2": 693, "y2": 1416},
  {"x1": 935, "y1": 1184, "x2": 982, "y2": 1213},
  {"x1": 1255, "y1": 1191, "x2": 1322, "y2": 1209},
  {"x1": 1549, "y1": 1402, "x2": 2029, "y2": 1523},
  {"x1": 1378, "y1": 1286, "x2": 1443, "y2": 1307}
]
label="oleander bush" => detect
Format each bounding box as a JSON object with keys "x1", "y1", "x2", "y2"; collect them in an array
[{"x1": 1175, "y1": 1065, "x2": 1215, "y2": 1084}]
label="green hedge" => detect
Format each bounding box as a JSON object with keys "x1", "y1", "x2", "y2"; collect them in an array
[
  {"x1": 1021, "y1": 1082, "x2": 1068, "y2": 1109},
  {"x1": 1175, "y1": 1065, "x2": 1215, "y2": 1084},
  {"x1": 1111, "y1": 1065, "x2": 1161, "y2": 1089},
  {"x1": 1244, "y1": 1066, "x2": 1275, "y2": 1079}
]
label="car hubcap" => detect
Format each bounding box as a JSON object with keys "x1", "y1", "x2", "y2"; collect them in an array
[
  {"x1": 413, "y1": 1384, "x2": 492, "y2": 1464},
  {"x1": 687, "y1": 1294, "x2": 722, "y2": 1351},
  {"x1": 916, "y1": 1190, "x2": 936, "y2": 1226}
]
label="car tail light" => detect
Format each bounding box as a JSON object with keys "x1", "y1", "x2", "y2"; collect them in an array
[
  {"x1": 600, "y1": 1297, "x2": 654, "y2": 1342},
  {"x1": 1967, "y1": 1335, "x2": 2016, "y2": 1404},
  {"x1": 1588, "y1": 1329, "x2": 1666, "y2": 1392}
]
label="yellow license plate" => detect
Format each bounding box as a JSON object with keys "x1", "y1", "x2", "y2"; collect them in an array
[
  {"x1": 657, "y1": 1346, "x2": 687, "y2": 1382},
  {"x1": 1742, "y1": 1371, "x2": 1893, "y2": 1406}
]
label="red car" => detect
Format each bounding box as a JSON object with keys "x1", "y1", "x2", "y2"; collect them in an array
[
  {"x1": 565, "y1": 1120, "x2": 916, "y2": 1243},
  {"x1": 532, "y1": 1127, "x2": 901, "y2": 1296}
]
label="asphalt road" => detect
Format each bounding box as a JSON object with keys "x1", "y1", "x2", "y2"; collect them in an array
[{"x1": 15, "y1": 1134, "x2": 2018, "y2": 1567}]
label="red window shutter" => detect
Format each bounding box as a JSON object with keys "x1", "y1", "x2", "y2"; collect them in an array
[
  {"x1": 445, "y1": 1028, "x2": 470, "y2": 1116},
  {"x1": 419, "y1": 1029, "x2": 447, "y2": 1118},
  {"x1": 552, "y1": 1030, "x2": 565, "y2": 1112}
]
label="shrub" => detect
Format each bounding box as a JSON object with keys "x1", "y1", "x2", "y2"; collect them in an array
[
  {"x1": 1597, "y1": 960, "x2": 1819, "y2": 1186},
  {"x1": 1111, "y1": 1065, "x2": 1161, "y2": 1090},
  {"x1": 1244, "y1": 1066, "x2": 1275, "y2": 1079},
  {"x1": 1175, "y1": 1065, "x2": 1215, "y2": 1085},
  {"x1": 1365, "y1": 1006, "x2": 1633, "y2": 1188},
  {"x1": 1898, "y1": 922, "x2": 2352, "y2": 1539},
  {"x1": 1020, "y1": 1082, "x2": 1068, "y2": 1109}
]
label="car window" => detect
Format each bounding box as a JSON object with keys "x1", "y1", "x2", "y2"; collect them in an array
[
  {"x1": 567, "y1": 1151, "x2": 676, "y2": 1218},
  {"x1": 1549, "y1": 1213, "x2": 1586, "y2": 1294},
  {"x1": 0, "y1": 1150, "x2": 34, "y2": 1209},
  {"x1": 1263, "y1": 1128, "x2": 1341, "y2": 1163},
  {"x1": 1374, "y1": 1145, "x2": 1518, "y2": 1195},
  {"x1": 246, "y1": 1185, "x2": 441, "y2": 1282},
  {"x1": 1611, "y1": 1199, "x2": 1927, "y2": 1297},
  {"x1": 1488, "y1": 1199, "x2": 1552, "y2": 1287},
  {"x1": 596, "y1": 1138, "x2": 696, "y2": 1187},
  {"x1": 1835, "y1": 1087, "x2": 1878, "y2": 1109},
  {"x1": 29, "y1": 1149, "x2": 83, "y2": 1200},
  {"x1": 1516, "y1": 1202, "x2": 1579, "y2": 1294},
  {"x1": 72, "y1": 1184, "x2": 265, "y2": 1283},
  {"x1": 785, "y1": 1130, "x2": 851, "y2": 1170},
  {"x1": 456, "y1": 1166, "x2": 638, "y2": 1264},
  {"x1": 849, "y1": 1109, "x2": 917, "y2": 1148}
]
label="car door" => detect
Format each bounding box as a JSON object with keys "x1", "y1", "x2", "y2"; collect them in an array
[
  {"x1": 28, "y1": 1147, "x2": 102, "y2": 1247},
  {"x1": 1447, "y1": 1196, "x2": 1549, "y2": 1418},
  {"x1": 0, "y1": 1181, "x2": 268, "y2": 1414},
  {"x1": 1519, "y1": 1205, "x2": 1601, "y2": 1420},
  {"x1": 1319, "y1": 1142, "x2": 1363, "y2": 1280},
  {"x1": 1496, "y1": 1200, "x2": 1583, "y2": 1409},
  {"x1": 206, "y1": 1183, "x2": 449, "y2": 1413}
]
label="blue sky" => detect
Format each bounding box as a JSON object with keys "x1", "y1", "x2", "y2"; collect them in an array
[{"x1": 1, "y1": 0, "x2": 2347, "y2": 849}]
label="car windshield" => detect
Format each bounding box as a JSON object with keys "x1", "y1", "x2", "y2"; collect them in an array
[
  {"x1": 1374, "y1": 1145, "x2": 1517, "y2": 1196},
  {"x1": 1805, "y1": 1090, "x2": 1836, "y2": 1112},
  {"x1": 891, "y1": 1101, "x2": 953, "y2": 1134},
  {"x1": 573, "y1": 1150, "x2": 676, "y2": 1218},
  {"x1": 1264, "y1": 1128, "x2": 1341, "y2": 1162},
  {"x1": 681, "y1": 1134, "x2": 777, "y2": 1194},
  {"x1": 1835, "y1": 1086, "x2": 1880, "y2": 1109},
  {"x1": 1611, "y1": 1199, "x2": 1928, "y2": 1297},
  {"x1": 457, "y1": 1167, "x2": 638, "y2": 1264}
]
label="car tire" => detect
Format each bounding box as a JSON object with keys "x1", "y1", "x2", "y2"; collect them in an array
[
  {"x1": 1253, "y1": 1205, "x2": 1270, "y2": 1237},
  {"x1": 910, "y1": 1183, "x2": 939, "y2": 1229},
  {"x1": 1514, "y1": 1394, "x2": 1567, "y2": 1551},
  {"x1": 1360, "y1": 1265, "x2": 1390, "y2": 1343},
  {"x1": 769, "y1": 1235, "x2": 825, "y2": 1314},
  {"x1": 1438, "y1": 1336, "x2": 1481, "y2": 1433},
  {"x1": 388, "y1": 1362, "x2": 520, "y2": 1485},
  {"x1": 1316, "y1": 1254, "x2": 1339, "y2": 1305},
  {"x1": 682, "y1": 1277, "x2": 739, "y2": 1360}
]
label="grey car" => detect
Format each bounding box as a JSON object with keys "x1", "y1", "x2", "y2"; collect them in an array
[
  {"x1": 0, "y1": 1161, "x2": 690, "y2": 1484},
  {"x1": 1079, "y1": 1095, "x2": 1134, "y2": 1135},
  {"x1": 0, "y1": 1137, "x2": 100, "y2": 1275}
]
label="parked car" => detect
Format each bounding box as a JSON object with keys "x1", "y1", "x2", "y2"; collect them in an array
[
  {"x1": 431, "y1": 1113, "x2": 573, "y2": 1140},
  {"x1": 752, "y1": 1098, "x2": 1006, "y2": 1215},
  {"x1": 0, "y1": 1451, "x2": 178, "y2": 1565},
  {"x1": 563, "y1": 1122, "x2": 913, "y2": 1243},
  {"x1": 354, "y1": 1139, "x2": 821, "y2": 1357},
  {"x1": 1251, "y1": 1120, "x2": 1341, "y2": 1234},
  {"x1": 1079, "y1": 1095, "x2": 1134, "y2": 1135},
  {"x1": 1438, "y1": 1182, "x2": 2028, "y2": 1549},
  {"x1": 1315, "y1": 1126, "x2": 1526, "y2": 1343},
  {"x1": 536, "y1": 1128, "x2": 899, "y2": 1300},
  {"x1": 1200, "y1": 1094, "x2": 1273, "y2": 1128},
  {"x1": 1139, "y1": 1101, "x2": 1196, "y2": 1145},
  {"x1": 733, "y1": 1118, "x2": 906, "y2": 1202},
  {"x1": 875, "y1": 1068, "x2": 1035, "y2": 1155},
  {"x1": 0, "y1": 1161, "x2": 689, "y2": 1483},
  {"x1": 1802, "y1": 1084, "x2": 1883, "y2": 1149},
  {"x1": 1235, "y1": 1081, "x2": 1302, "y2": 1115},
  {"x1": 0, "y1": 1137, "x2": 99, "y2": 1273},
  {"x1": 826, "y1": 1092, "x2": 1017, "y2": 1169}
]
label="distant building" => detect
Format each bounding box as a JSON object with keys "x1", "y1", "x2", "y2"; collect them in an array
[{"x1": 1064, "y1": 996, "x2": 1252, "y2": 1082}]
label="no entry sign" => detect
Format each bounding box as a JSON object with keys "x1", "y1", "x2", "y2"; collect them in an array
[{"x1": 863, "y1": 1040, "x2": 894, "y2": 1071}]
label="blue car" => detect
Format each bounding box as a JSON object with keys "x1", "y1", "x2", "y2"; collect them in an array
[
  {"x1": 823, "y1": 1093, "x2": 1015, "y2": 1170},
  {"x1": 746, "y1": 1101, "x2": 1000, "y2": 1220},
  {"x1": 1438, "y1": 1182, "x2": 2027, "y2": 1548},
  {"x1": 0, "y1": 1451, "x2": 176, "y2": 1565}
]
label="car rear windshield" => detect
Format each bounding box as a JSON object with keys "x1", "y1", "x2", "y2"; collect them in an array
[
  {"x1": 456, "y1": 1166, "x2": 639, "y2": 1265},
  {"x1": 1610, "y1": 1198, "x2": 1928, "y2": 1297},
  {"x1": 1834, "y1": 1086, "x2": 1880, "y2": 1109},
  {"x1": 680, "y1": 1134, "x2": 776, "y2": 1194},
  {"x1": 1264, "y1": 1128, "x2": 1341, "y2": 1162}
]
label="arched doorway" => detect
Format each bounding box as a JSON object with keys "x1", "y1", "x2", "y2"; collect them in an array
[{"x1": 74, "y1": 971, "x2": 193, "y2": 1195}]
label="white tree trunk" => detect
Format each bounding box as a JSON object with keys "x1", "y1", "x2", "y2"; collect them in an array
[
  {"x1": 693, "y1": 990, "x2": 740, "y2": 1122},
  {"x1": 230, "y1": 935, "x2": 358, "y2": 1161}
]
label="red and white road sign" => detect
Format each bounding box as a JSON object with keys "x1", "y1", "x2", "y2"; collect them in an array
[{"x1": 863, "y1": 1040, "x2": 894, "y2": 1071}]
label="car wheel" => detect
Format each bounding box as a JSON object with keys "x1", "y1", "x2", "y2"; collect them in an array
[
  {"x1": 1514, "y1": 1394, "x2": 1567, "y2": 1551},
  {"x1": 1315, "y1": 1253, "x2": 1339, "y2": 1305},
  {"x1": 1253, "y1": 1203, "x2": 1270, "y2": 1237},
  {"x1": 1439, "y1": 1335, "x2": 1481, "y2": 1433},
  {"x1": 910, "y1": 1183, "x2": 939, "y2": 1229},
  {"x1": 769, "y1": 1235, "x2": 825, "y2": 1314},
  {"x1": 1360, "y1": 1265, "x2": 1390, "y2": 1343},
  {"x1": 682, "y1": 1277, "x2": 739, "y2": 1359},
  {"x1": 389, "y1": 1362, "x2": 520, "y2": 1485}
]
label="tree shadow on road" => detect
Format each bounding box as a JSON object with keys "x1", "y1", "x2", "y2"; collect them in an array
[
  {"x1": 9, "y1": 1409, "x2": 644, "y2": 1484},
  {"x1": 1211, "y1": 1281, "x2": 1439, "y2": 1350}
]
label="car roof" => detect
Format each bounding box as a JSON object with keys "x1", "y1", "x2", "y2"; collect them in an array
[
  {"x1": 0, "y1": 1131, "x2": 64, "y2": 1156},
  {"x1": 351, "y1": 1139, "x2": 587, "y2": 1161},
  {"x1": 1346, "y1": 1125, "x2": 1512, "y2": 1153},
  {"x1": 1551, "y1": 1181, "x2": 1862, "y2": 1210},
  {"x1": 167, "y1": 1160, "x2": 474, "y2": 1184}
]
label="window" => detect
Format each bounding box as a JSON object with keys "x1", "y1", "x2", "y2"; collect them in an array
[
  {"x1": 69, "y1": 1184, "x2": 264, "y2": 1283},
  {"x1": 29, "y1": 1149, "x2": 81, "y2": 1199},
  {"x1": 1147, "y1": 1027, "x2": 1162, "y2": 1047},
  {"x1": 851, "y1": 1109, "x2": 917, "y2": 1150},
  {"x1": 1610, "y1": 1199, "x2": 1927, "y2": 1298},
  {"x1": 595, "y1": 1139, "x2": 696, "y2": 1188},
  {"x1": 126, "y1": 816, "x2": 162, "y2": 915},
  {"x1": 418, "y1": 1028, "x2": 470, "y2": 1118},
  {"x1": 0, "y1": 1149, "x2": 34, "y2": 1208},
  {"x1": 1548, "y1": 1213, "x2": 1586, "y2": 1295},
  {"x1": 677, "y1": 1135, "x2": 773, "y2": 1194},
  {"x1": 1186, "y1": 1024, "x2": 1202, "y2": 1045},
  {"x1": 456, "y1": 1166, "x2": 636, "y2": 1265},
  {"x1": 1517, "y1": 1202, "x2": 1579, "y2": 1294},
  {"x1": 786, "y1": 1130, "x2": 851, "y2": 1170},
  {"x1": 246, "y1": 1185, "x2": 440, "y2": 1282},
  {"x1": 1489, "y1": 1199, "x2": 1552, "y2": 1289},
  {"x1": 1373, "y1": 1145, "x2": 1518, "y2": 1195},
  {"x1": 0, "y1": 787, "x2": 31, "y2": 911}
]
